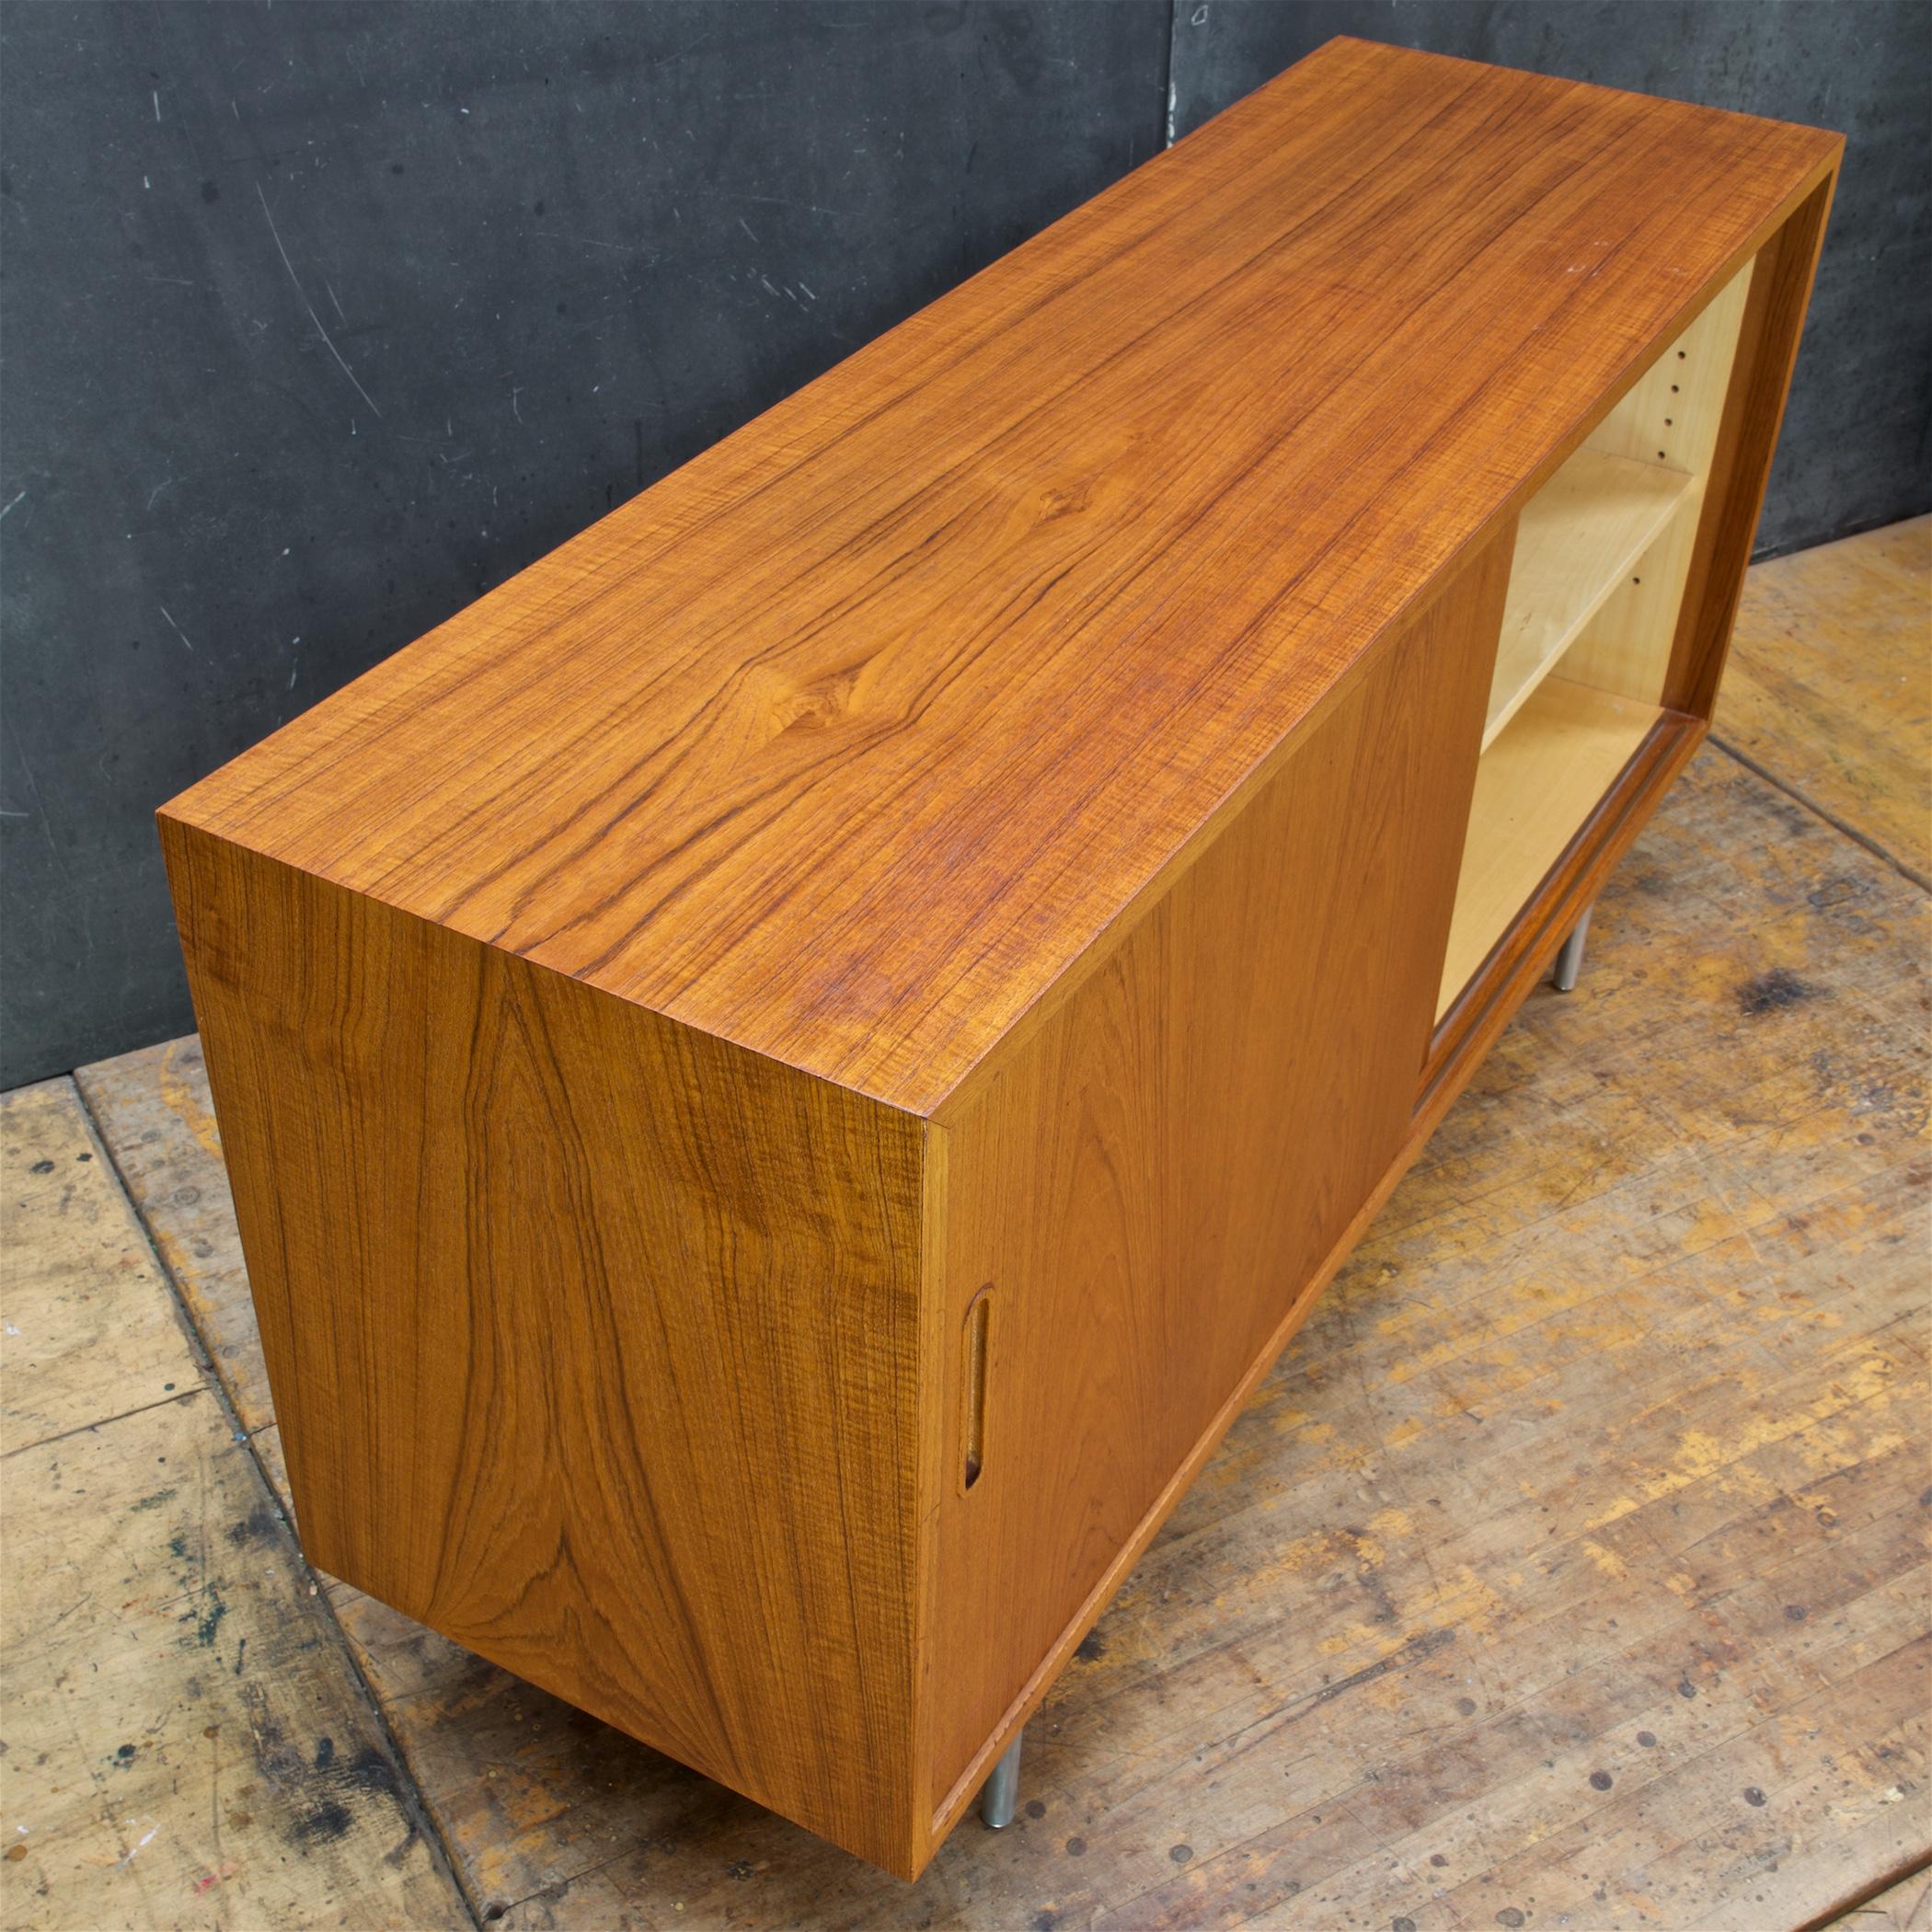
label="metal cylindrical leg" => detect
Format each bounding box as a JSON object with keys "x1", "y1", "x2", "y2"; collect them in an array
[
  {"x1": 1550, "y1": 906, "x2": 1593, "y2": 994},
  {"x1": 980, "y1": 1731, "x2": 1023, "y2": 1830}
]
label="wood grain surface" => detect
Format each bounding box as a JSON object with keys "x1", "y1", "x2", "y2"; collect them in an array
[
  {"x1": 75, "y1": 725, "x2": 1930, "y2": 1927},
  {"x1": 1484, "y1": 451, "x2": 1686, "y2": 744},
  {"x1": 39, "y1": 518, "x2": 1925, "y2": 1927},
  {"x1": 0, "y1": 1078, "x2": 192, "y2": 1460},
  {"x1": 1560, "y1": 259, "x2": 1754, "y2": 712},
  {"x1": 1440, "y1": 674, "x2": 1662, "y2": 1017},
  {"x1": 159, "y1": 824, "x2": 934, "y2": 1875},
  {"x1": 146, "y1": 32, "x2": 1846, "y2": 1886},
  {"x1": 4, "y1": 14, "x2": 1903, "y2": 1911},
  {"x1": 1662, "y1": 173, "x2": 1836, "y2": 722},
  {"x1": 1833, "y1": 1867, "x2": 1932, "y2": 1932},
  {"x1": 0, "y1": 1079, "x2": 466, "y2": 1931},
  {"x1": 926, "y1": 534, "x2": 1507, "y2": 1814},
  {"x1": 158, "y1": 38, "x2": 1838, "y2": 1119},
  {"x1": 1717, "y1": 515, "x2": 1932, "y2": 883},
  {"x1": 1423, "y1": 710, "x2": 1704, "y2": 1114}
]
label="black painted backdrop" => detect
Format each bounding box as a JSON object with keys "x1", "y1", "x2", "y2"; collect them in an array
[{"x1": 2, "y1": 0, "x2": 1925, "y2": 1086}]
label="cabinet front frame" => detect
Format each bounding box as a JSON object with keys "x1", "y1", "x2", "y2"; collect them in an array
[{"x1": 1426, "y1": 173, "x2": 1835, "y2": 1092}]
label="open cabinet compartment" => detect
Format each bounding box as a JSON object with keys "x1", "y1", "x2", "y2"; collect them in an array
[{"x1": 1436, "y1": 257, "x2": 1756, "y2": 1020}]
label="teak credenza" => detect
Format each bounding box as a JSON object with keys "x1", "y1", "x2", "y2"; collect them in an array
[{"x1": 160, "y1": 40, "x2": 1839, "y2": 1880}]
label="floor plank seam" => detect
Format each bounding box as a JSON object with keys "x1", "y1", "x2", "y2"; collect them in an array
[
  {"x1": 66, "y1": 1072, "x2": 489, "y2": 1932},
  {"x1": 0, "y1": 1386, "x2": 203, "y2": 1460},
  {"x1": 1803, "y1": 1846, "x2": 1932, "y2": 1931},
  {"x1": 488, "y1": 1844, "x2": 641, "y2": 1927},
  {"x1": 1709, "y1": 732, "x2": 1932, "y2": 893}
]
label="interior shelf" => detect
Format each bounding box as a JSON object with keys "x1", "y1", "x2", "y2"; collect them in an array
[
  {"x1": 1438, "y1": 675, "x2": 1662, "y2": 1019},
  {"x1": 1485, "y1": 449, "x2": 1691, "y2": 748}
]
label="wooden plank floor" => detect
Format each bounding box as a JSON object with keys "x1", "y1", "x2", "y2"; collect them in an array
[
  {"x1": 5, "y1": 520, "x2": 1927, "y2": 1931},
  {"x1": 1837, "y1": 1866, "x2": 1932, "y2": 1932},
  {"x1": 1715, "y1": 518, "x2": 1931, "y2": 883},
  {"x1": 0, "y1": 1082, "x2": 468, "y2": 1928}
]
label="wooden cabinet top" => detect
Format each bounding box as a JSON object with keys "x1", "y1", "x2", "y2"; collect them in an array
[{"x1": 164, "y1": 38, "x2": 1837, "y2": 1119}]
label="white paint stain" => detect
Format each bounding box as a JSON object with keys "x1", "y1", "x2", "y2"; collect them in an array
[{"x1": 116, "y1": 1823, "x2": 159, "y2": 1869}]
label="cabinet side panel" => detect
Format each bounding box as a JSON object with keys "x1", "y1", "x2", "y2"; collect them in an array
[
  {"x1": 1664, "y1": 170, "x2": 1837, "y2": 718},
  {"x1": 159, "y1": 822, "x2": 931, "y2": 1877},
  {"x1": 926, "y1": 536, "x2": 1510, "y2": 1810}
]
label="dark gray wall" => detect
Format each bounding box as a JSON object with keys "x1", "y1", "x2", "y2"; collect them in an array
[
  {"x1": 2, "y1": 0, "x2": 1926, "y2": 1087},
  {"x1": 0, "y1": 0, "x2": 1167, "y2": 1087},
  {"x1": 1167, "y1": 0, "x2": 1932, "y2": 556}
]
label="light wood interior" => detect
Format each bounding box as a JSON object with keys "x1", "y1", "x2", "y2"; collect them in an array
[
  {"x1": 1484, "y1": 450, "x2": 1690, "y2": 746},
  {"x1": 1437, "y1": 677, "x2": 1661, "y2": 1016},
  {"x1": 1443, "y1": 257, "x2": 1756, "y2": 1018},
  {"x1": 1562, "y1": 260, "x2": 1756, "y2": 704}
]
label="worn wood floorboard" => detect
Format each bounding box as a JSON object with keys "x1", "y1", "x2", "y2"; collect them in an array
[
  {"x1": 0, "y1": 1078, "x2": 470, "y2": 1931},
  {"x1": 13, "y1": 519, "x2": 1929, "y2": 1929},
  {"x1": 1717, "y1": 514, "x2": 1931, "y2": 881},
  {"x1": 1825, "y1": 1862, "x2": 1932, "y2": 1932}
]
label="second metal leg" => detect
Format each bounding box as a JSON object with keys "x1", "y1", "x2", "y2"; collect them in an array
[
  {"x1": 1550, "y1": 906, "x2": 1593, "y2": 994},
  {"x1": 980, "y1": 1730, "x2": 1023, "y2": 1830}
]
